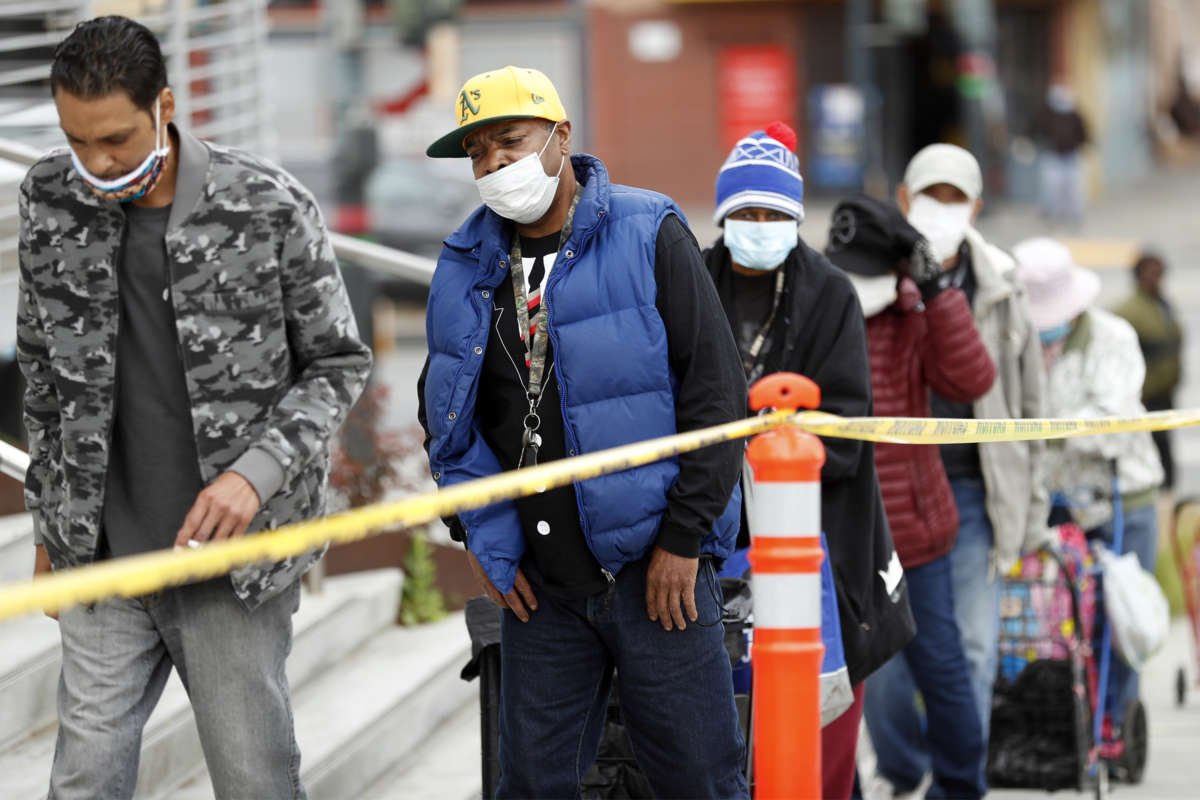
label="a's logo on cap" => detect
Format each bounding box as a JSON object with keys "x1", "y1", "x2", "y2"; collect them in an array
[
  {"x1": 531, "y1": 92, "x2": 545, "y2": 105},
  {"x1": 828, "y1": 209, "x2": 857, "y2": 252},
  {"x1": 459, "y1": 88, "x2": 482, "y2": 124}
]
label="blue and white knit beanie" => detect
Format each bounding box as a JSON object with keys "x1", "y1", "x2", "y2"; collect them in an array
[{"x1": 713, "y1": 121, "x2": 805, "y2": 225}]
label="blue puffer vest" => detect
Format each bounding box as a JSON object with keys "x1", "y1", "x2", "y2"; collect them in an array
[{"x1": 424, "y1": 154, "x2": 741, "y2": 593}]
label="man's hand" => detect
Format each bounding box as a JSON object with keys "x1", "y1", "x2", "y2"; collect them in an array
[
  {"x1": 174, "y1": 472, "x2": 262, "y2": 549},
  {"x1": 466, "y1": 549, "x2": 538, "y2": 622},
  {"x1": 33, "y1": 544, "x2": 57, "y2": 621},
  {"x1": 645, "y1": 546, "x2": 699, "y2": 631}
]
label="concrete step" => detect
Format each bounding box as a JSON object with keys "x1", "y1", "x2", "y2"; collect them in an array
[
  {"x1": 0, "y1": 513, "x2": 34, "y2": 585},
  {"x1": 0, "y1": 568, "x2": 404, "y2": 800},
  {"x1": 360, "y1": 695, "x2": 481, "y2": 800},
  {"x1": 0, "y1": 612, "x2": 60, "y2": 749},
  {"x1": 171, "y1": 612, "x2": 473, "y2": 800}
]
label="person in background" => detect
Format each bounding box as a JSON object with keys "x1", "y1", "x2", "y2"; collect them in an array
[
  {"x1": 826, "y1": 195, "x2": 996, "y2": 800},
  {"x1": 1034, "y1": 83, "x2": 1090, "y2": 228},
  {"x1": 703, "y1": 121, "x2": 915, "y2": 800},
  {"x1": 1112, "y1": 251, "x2": 1183, "y2": 490},
  {"x1": 417, "y1": 66, "x2": 749, "y2": 798},
  {"x1": 1015, "y1": 237, "x2": 1163, "y2": 745},
  {"x1": 871, "y1": 143, "x2": 1049, "y2": 788}
]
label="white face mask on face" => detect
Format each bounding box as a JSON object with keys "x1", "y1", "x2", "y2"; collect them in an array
[
  {"x1": 474, "y1": 121, "x2": 565, "y2": 224},
  {"x1": 723, "y1": 218, "x2": 798, "y2": 271},
  {"x1": 906, "y1": 193, "x2": 973, "y2": 263},
  {"x1": 847, "y1": 272, "x2": 899, "y2": 317}
]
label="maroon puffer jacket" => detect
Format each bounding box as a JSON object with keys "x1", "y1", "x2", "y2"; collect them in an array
[{"x1": 866, "y1": 279, "x2": 996, "y2": 567}]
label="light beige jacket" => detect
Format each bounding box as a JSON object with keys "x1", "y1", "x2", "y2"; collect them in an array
[{"x1": 963, "y1": 228, "x2": 1051, "y2": 573}]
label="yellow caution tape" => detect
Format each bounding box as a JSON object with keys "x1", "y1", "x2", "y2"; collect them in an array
[
  {"x1": 2, "y1": 405, "x2": 1198, "y2": 620},
  {"x1": 793, "y1": 408, "x2": 1200, "y2": 445},
  {"x1": 0, "y1": 410, "x2": 793, "y2": 620}
]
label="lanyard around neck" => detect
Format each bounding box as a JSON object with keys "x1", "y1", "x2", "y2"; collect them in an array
[
  {"x1": 508, "y1": 184, "x2": 583, "y2": 401},
  {"x1": 742, "y1": 267, "x2": 787, "y2": 378}
]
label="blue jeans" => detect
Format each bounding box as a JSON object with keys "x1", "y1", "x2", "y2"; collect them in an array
[
  {"x1": 864, "y1": 552, "x2": 985, "y2": 799},
  {"x1": 49, "y1": 577, "x2": 304, "y2": 800},
  {"x1": 1040, "y1": 152, "x2": 1084, "y2": 225},
  {"x1": 1089, "y1": 503, "x2": 1159, "y2": 728},
  {"x1": 497, "y1": 556, "x2": 749, "y2": 800},
  {"x1": 863, "y1": 480, "x2": 998, "y2": 788}
]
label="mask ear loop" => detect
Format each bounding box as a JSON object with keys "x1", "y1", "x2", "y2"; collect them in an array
[
  {"x1": 153, "y1": 95, "x2": 168, "y2": 156},
  {"x1": 539, "y1": 120, "x2": 566, "y2": 178}
]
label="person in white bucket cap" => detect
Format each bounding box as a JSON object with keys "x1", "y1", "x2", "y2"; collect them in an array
[{"x1": 1014, "y1": 237, "x2": 1162, "y2": 760}]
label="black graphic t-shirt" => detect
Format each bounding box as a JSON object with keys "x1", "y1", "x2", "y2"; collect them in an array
[
  {"x1": 732, "y1": 270, "x2": 778, "y2": 384},
  {"x1": 478, "y1": 232, "x2": 605, "y2": 599}
]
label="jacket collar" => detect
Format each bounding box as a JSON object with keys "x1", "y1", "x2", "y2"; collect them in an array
[
  {"x1": 167, "y1": 124, "x2": 210, "y2": 231},
  {"x1": 963, "y1": 226, "x2": 1018, "y2": 311},
  {"x1": 56, "y1": 123, "x2": 210, "y2": 230},
  {"x1": 444, "y1": 153, "x2": 610, "y2": 254}
]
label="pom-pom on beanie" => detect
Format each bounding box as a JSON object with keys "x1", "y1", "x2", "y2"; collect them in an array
[{"x1": 713, "y1": 120, "x2": 805, "y2": 225}]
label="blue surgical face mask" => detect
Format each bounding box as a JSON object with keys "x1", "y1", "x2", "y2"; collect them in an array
[
  {"x1": 723, "y1": 218, "x2": 798, "y2": 271},
  {"x1": 1039, "y1": 321, "x2": 1073, "y2": 344}
]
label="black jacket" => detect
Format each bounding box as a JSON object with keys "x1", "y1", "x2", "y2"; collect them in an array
[{"x1": 704, "y1": 237, "x2": 916, "y2": 685}]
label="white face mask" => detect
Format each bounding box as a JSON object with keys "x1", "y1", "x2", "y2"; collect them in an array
[
  {"x1": 906, "y1": 194, "x2": 973, "y2": 263},
  {"x1": 474, "y1": 121, "x2": 565, "y2": 224},
  {"x1": 847, "y1": 272, "x2": 899, "y2": 317},
  {"x1": 70, "y1": 96, "x2": 170, "y2": 203},
  {"x1": 724, "y1": 219, "x2": 798, "y2": 271}
]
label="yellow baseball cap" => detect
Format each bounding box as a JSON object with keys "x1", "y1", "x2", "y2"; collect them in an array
[{"x1": 426, "y1": 65, "x2": 567, "y2": 158}]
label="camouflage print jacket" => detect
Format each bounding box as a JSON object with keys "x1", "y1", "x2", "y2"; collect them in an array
[{"x1": 16, "y1": 126, "x2": 372, "y2": 609}]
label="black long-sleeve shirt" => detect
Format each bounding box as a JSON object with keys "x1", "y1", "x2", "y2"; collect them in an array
[{"x1": 418, "y1": 214, "x2": 746, "y2": 597}]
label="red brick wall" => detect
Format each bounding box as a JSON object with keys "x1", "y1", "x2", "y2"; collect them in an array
[{"x1": 588, "y1": 3, "x2": 808, "y2": 207}]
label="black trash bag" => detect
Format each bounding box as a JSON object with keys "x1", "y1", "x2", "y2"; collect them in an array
[
  {"x1": 461, "y1": 596, "x2": 502, "y2": 681},
  {"x1": 987, "y1": 659, "x2": 1089, "y2": 791},
  {"x1": 580, "y1": 676, "x2": 657, "y2": 799},
  {"x1": 720, "y1": 576, "x2": 752, "y2": 667}
]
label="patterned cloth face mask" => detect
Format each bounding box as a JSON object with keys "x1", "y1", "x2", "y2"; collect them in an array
[{"x1": 70, "y1": 96, "x2": 170, "y2": 203}]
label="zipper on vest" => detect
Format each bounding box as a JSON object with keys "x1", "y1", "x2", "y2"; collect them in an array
[{"x1": 543, "y1": 296, "x2": 596, "y2": 551}]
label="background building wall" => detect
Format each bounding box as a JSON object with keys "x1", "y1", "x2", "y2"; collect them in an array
[{"x1": 587, "y1": 2, "x2": 807, "y2": 208}]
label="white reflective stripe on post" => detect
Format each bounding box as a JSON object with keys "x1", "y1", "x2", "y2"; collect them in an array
[
  {"x1": 746, "y1": 480, "x2": 820, "y2": 538},
  {"x1": 753, "y1": 572, "x2": 822, "y2": 629}
]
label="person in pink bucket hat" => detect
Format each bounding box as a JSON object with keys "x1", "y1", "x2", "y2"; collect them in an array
[{"x1": 1014, "y1": 237, "x2": 1163, "y2": 752}]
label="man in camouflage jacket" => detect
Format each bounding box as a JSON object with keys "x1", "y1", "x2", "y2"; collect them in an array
[{"x1": 17, "y1": 17, "x2": 370, "y2": 799}]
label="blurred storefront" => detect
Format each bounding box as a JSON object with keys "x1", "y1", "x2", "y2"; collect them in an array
[{"x1": 434, "y1": 0, "x2": 1168, "y2": 206}]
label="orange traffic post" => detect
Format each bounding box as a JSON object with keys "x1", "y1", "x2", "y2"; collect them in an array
[{"x1": 745, "y1": 373, "x2": 826, "y2": 799}]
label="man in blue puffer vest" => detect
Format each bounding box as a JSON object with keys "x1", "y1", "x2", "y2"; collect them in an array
[{"x1": 417, "y1": 66, "x2": 749, "y2": 798}]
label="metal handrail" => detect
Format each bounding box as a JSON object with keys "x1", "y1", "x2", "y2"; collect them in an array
[
  {"x1": 328, "y1": 233, "x2": 436, "y2": 282},
  {"x1": 0, "y1": 441, "x2": 29, "y2": 484},
  {"x1": 0, "y1": 139, "x2": 45, "y2": 166}
]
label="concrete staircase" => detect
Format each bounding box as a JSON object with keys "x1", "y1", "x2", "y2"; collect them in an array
[{"x1": 0, "y1": 513, "x2": 477, "y2": 799}]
